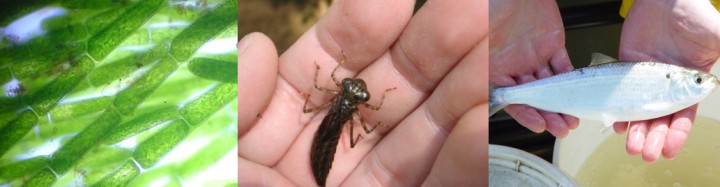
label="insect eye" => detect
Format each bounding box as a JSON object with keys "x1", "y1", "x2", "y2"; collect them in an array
[
  {"x1": 355, "y1": 92, "x2": 369, "y2": 101},
  {"x1": 696, "y1": 76, "x2": 703, "y2": 84}
]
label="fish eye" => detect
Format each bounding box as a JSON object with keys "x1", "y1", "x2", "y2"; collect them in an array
[{"x1": 695, "y1": 76, "x2": 703, "y2": 84}]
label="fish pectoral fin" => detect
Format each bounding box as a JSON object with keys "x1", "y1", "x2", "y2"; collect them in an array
[
  {"x1": 600, "y1": 113, "x2": 616, "y2": 127},
  {"x1": 600, "y1": 125, "x2": 613, "y2": 134},
  {"x1": 599, "y1": 113, "x2": 617, "y2": 133},
  {"x1": 590, "y1": 53, "x2": 618, "y2": 66}
]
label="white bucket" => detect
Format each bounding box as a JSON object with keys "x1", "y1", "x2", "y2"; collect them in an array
[{"x1": 489, "y1": 144, "x2": 577, "y2": 187}]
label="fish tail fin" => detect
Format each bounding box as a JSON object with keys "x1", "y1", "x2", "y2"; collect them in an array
[{"x1": 489, "y1": 85, "x2": 508, "y2": 116}]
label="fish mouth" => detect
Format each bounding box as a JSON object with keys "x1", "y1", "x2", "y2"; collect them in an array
[
  {"x1": 710, "y1": 73, "x2": 720, "y2": 86},
  {"x1": 710, "y1": 75, "x2": 720, "y2": 92}
]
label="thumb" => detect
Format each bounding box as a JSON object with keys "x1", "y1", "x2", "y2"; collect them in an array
[{"x1": 238, "y1": 32, "x2": 278, "y2": 136}]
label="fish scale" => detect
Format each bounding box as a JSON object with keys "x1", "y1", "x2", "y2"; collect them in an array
[{"x1": 490, "y1": 54, "x2": 719, "y2": 127}]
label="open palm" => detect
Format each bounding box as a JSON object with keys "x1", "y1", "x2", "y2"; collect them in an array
[
  {"x1": 613, "y1": 0, "x2": 720, "y2": 163},
  {"x1": 238, "y1": 0, "x2": 486, "y2": 186}
]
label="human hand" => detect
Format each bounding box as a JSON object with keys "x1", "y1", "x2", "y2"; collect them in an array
[
  {"x1": 613, "y1": 0, "x2": 720, "y2": 163},
  {"x1": 489, "y1": 0, "x2": 579, "y2": 138},
  {"x1": 238, "y1": 0, "x2": 487, "y2": 186}
]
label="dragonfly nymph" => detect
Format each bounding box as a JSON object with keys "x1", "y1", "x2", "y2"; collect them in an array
[{"x1": 303, "y1": 52, "x2": 396, "y2": 187}]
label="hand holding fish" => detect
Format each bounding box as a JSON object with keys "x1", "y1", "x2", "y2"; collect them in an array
[
  {"x1": 612, "y1": 0, "x2": 720, "y2": 163},
  {"x1": 238, "y1": 0, "x2": 486, "y2": 186},
  {"x1": 489, "y1": 0, "x2": 580, "y2": 138},
  {"x1": 490, "y1": 0, "x2": 720, "y2": 165}
]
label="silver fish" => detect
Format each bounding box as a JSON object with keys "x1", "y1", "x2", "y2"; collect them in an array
[{"x1": 489, "y1": 53, "x2": 720, "y2": 127}]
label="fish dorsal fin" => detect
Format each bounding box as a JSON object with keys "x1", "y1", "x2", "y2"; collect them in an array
[{"x1": 589, "y1": 53, "x2": 618, "y2": 66}]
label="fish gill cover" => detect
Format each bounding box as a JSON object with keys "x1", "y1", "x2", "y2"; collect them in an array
[{"x1": 0, "y1": 0, "x2": 238, "y2": 186}]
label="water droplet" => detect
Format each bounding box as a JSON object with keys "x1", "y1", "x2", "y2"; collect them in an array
[
  {"x1": 672, "y1": 182, "x2": 681, "y2": 187},
  {"x1": 665, "y1": 169, "x2": 673, "y2": 176}
]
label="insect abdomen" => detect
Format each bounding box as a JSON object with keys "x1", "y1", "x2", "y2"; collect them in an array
[{"x1": 310, "y1": 100, "x2": 355, "y2": 186}]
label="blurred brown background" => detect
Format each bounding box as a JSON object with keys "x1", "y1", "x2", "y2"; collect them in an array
[
  {"x1": 238, "y1": 0, "x2": 331, "y2": 53},
  {"x1": 238, "y1": 0, "x2": 426, "y2": 54}
]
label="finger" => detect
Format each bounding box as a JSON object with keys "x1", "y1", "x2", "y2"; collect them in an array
[
  {"x1": 238, "y1": 81, "x2": 307, "y2": 166},
  {"x1": 238, "y1": 32, "x2": 278, "y2": 136},
  {"x1": 280, "y1": 0, "x2": 415, "y2": 96},
  {"x1": 534, "y1": 67, "x2": 569, "y2": 137},
  {"x1": 238, "y1": 33, "x2": 297, "y2": 167},
  {"x1": 662, "y1": 105, "x2": 697, "y2": 160},
  {"x1": 490, "y1": 74, "x2": 518, "y2": 87},
  {"x1": 562, "y1": 114, "x2": 580, "y2": 130},
  {"x1": 357, "y1": 0, "x2": 487, "y2": 131},
  {"x1": 239, "y1": 158, "x2": 296, "y2": 186},
  {"x1": 642, "y1": 116, "x2": 670, "y2": 163},
  {"x1": 626, "y1": 121, "x2": 648, "y2": 155},
  {"x1": 316, "y1": 0, "x2": 415, "y2": 68},
  {"x1": 548, "y1": 47, "x2": 574, "y2": 73},
  {"x1": 538, "y1": 110, "x2": 569, "y2": 138},
  {"x1": 613, "y1": 121, "x2": 628, "y2": 134},
  {"x1": 344, "y1": 31, "x2": 486, "y2": 186},
  {"x1": 423, "y1": 104, "x2": 487, "y2": 186},
  {"x1": 504, "y1": 74, "x2": 547, "y2": 133},
  {"x1": 391, "y1": 0, "x2": 487, "y2": 91},
  {"x1": 504, "y1": 105, "x2": 546, "y2": 133},
  {"x1": 538, "y1": 54, "x2": 579, "y2": 131}
]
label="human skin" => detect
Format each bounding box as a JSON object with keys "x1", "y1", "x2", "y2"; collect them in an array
[
  {"x1": 489, "y1": 0, "x2": 580, "y2": 138},
  {"x1": 238, "y1": 0, "x2": 487, "y2": 186},
  {"x1": 612, "y1": 0, "x2": 720, "y2": 163},
  {"x1": 490, "y1": 0, "x2": 720, "y2": 164}
]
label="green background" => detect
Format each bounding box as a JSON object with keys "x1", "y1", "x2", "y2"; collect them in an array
[{"x1": 0, "y1": 0, "x2": 238, "y2": 186}]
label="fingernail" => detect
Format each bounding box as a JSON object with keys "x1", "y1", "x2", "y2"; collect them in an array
[
  {"x1": 238, "y1": 32, "x2": 254, "y2": 55},
  {"x1": 530, "y1": 116, "x2": 546, "y2": 133},
  {"x1": 537, "y1": 68, "x2": 553, "y2": 78},
  {"x1": 665, "y1": 155, "x2": 677, "y2": 160},
  {"x1": 565, "y1": 66, "x2": 575, "y2": 72}
]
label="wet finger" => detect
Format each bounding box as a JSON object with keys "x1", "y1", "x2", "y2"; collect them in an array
[
  {"x1": 562, "y1": 114, "x2": 580, "y2": 130},
  {"x1": 613, "y1": 122, "x2": 629, "y2": 134},
  {"x1": 548, "y1": 45, "x2": 574, "y2": 74},
  {"x1": 538, "y1": 110, "x2": 569, "y2": 138},
  {"x1": 626, "y1": 121, "x2": 648, "y2": 155},
  {"x1": 534, "y1": 66, "x2": 553, "y2": 79},
  {"x1": 515, "y1": 73, "x2": 537, "y2": 84},
  {"x1": 662, "y1": 105, "x2": 696, "y2": 160},
  {"x1": 532, "y1": 66, "x2": 569, "y2": 137},
  {"x1": 504, "y1": 104, "x2": 546, "y2": 133},
  {"x1": 642, "y1": 117, "x2": 670, "y2": 163}
]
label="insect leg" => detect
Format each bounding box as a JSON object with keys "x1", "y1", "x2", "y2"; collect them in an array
[
  {"x1": 312, "y1": 62, "x2": 339, "y2": 94},
  {"x1": 330, "y1": 50, "x2": 346, "y2": 87},
  {"x1": 364, "y1": 87, "x2": 397, "y2": 110},
  {"x1": 356, "y1": 111, "x2": 381, "y2": 133},
  {"x1": 303, "y1": 94, "x2": 333, "y2": 113},
  {"x1": 349, "y1": 114, "x2": 363, "y2": 148}
]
